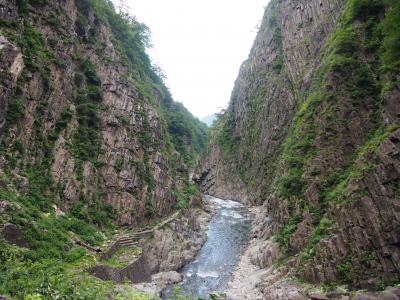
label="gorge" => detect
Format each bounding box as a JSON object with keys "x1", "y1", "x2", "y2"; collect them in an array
[{"x1": 1, "y1": 0, "x2": 400, "y2": 299}]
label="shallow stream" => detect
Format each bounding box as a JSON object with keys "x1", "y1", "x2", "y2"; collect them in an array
[{"x1": 162, "y1": 195, "x2": 252, "y2": 299}]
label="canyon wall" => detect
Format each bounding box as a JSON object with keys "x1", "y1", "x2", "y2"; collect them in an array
[
  {"x1": 198, "y1": 0, "x2": 400, "y2": 288},
  {"x1": 0, "y1": 0, "x2": 207, "y2": 227}
]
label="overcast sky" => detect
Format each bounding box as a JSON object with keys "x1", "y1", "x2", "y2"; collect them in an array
[{"x1": 121, "y1": 0, "x2": 268, "y2": 119}]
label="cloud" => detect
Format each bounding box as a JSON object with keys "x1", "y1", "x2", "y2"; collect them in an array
[{"x1": 123, "y1": 0, "x2": 268, "y2": 118}]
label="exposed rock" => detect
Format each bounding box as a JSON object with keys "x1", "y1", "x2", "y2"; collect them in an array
[
  {"x1": 226, "y1": 205, "x2": 305, "y2": 300},
  {"x1": 10, "y1": 172, "x2": 29, "y2": 194},
  {"x1": 289, "y1": 212, "x2": 313, "y2": 253},
  {"x1": 86, "y1": 265, "x2": 116, "y2": 282},
  {"x1": 142, "y1": 206, "x2": 212, "y2": 274},
  {"x1": 2, "y1": 223, "x2": 28, "y2": 248},
  {"x1": 52, "y1": 205, "x2": 65, "y2": 218},
  {"x1": 0, "y1": 0, "x2": 18, "y2": 21},
  {"x1": 197, "y1": 0, "x2": 346, "y2": 205},
  {"x1": 0, "y1": 34, "x2": 23, "y2": 142},
  {"x1": 151, "y1": 271, "x2": 182, "y2": 287},
  {"x1": 131, "y1": 271, "x2": 183, "y2": 296},
  {"x1": 87, "y1": 255, "x2": 151, "y2": 284},
  {"x1": 0, "y1": 200, "x2": 13, "y2": 214},
  {"x1": 309, "y1": 294, "x2": 329, "y2": 300},
  {"x1": 90, "y1": 203, "x2": 212, "y2": 287}
]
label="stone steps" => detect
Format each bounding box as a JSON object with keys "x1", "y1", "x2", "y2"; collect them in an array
[{"x1": 115, "y1": 235, "x2": 137, "y2": 248}]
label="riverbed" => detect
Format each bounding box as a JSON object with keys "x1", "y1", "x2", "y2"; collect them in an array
[{"x1": 162, "y1": 195, "x2": 252, "y2": 299}]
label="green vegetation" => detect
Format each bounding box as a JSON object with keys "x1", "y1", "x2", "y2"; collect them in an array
[
  {"x1": 278, "y1": 0, "x2": 400, "y2": 201},
  {"x1": 297, "y1": 218, "x2": 334, "y2": 263},
  {"x1": 103, "y1": 246, "x2": 142, "y2": 269},
  {"x1": 335, "y1": 250, "x2": 383, "y2": 286},
  {"x1": 163, "y1": 99, "x2": 208, "y2": 166},
  {"x1": 19, "y1": 20, "x2": 53, "y2": 91},
  {"x1": 275, "y1": 214, "x2": 303, "y2": 251},
  {"x1": 0, "y1": 177, "x2": 104, "y2": 298},
  {"x1": 70, "y1": 197, "x2": 115, "y2": 228},
  {"x1": 70, "y1": 58, "x2": 102, "y2": 163},
  {"x1": 0, "y1": 170, "x2": 150, "y2": 299},
  {"x1": 326, "y1": 124, "x2": 400, "y2": 204},
  {"x1": 6, "y1": 97, "x2": 25, "y2": 125},
  {"x1": 214, "y1": 112, "x2": 240, "y2": 157},
  {"x1": 379, "y1": 1, "x2": 400, "y2": 73},
  {"x1": 115, "y1": 156, "x2": 124, "y2": 172}
]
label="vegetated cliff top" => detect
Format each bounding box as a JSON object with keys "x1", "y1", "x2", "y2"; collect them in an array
[{"x1": 0, "y1": 0, "x2": 207, "y2": 298}]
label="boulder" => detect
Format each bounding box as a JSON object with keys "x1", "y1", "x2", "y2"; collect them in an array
[{"x1": 2, "y1": 223, "x2": 28, "y2": 248}]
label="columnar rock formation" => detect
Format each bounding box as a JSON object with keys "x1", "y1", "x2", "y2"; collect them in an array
[
  {"x1": 198, "y1": 0, "x2": 400, "y2": 288},
  {"x1": 0, "y1": 0, "x2": 206, "y2": 226}
]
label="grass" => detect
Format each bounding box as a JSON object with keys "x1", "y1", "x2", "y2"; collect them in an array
[
  {"x1": 0, "y1": 176, "x2": 150, "y2": 299},
  {"x1": 275, "y1": 214, "x2": 303, "y2": 251},
  {"x1": 297, "y1": 218, "x2": 334, "y2": 264},
  {"x1": 103, "y1": 246, "x2": 142, "y2": 269},
  {"x1": 325, "y1": 124, "x2": 400, "y2": 204}
]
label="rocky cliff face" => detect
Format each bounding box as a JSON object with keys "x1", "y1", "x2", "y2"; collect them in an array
[
  {"x1": 198, "y1": 0, "x2": 346, "y2": 204},
  {"x1": 0, "y1": 0, "x2": 206, "y2": 227},
  {"x1": 0, "y1": 34, "x2": 23, "y2": 142},
  {"x1": 199, "y1": 0, "x2": 400, "y2": 289}
]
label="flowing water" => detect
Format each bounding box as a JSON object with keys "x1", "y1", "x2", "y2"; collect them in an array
[{"x1": 162, "y1": 195, "x2": 252, "y2": 299}]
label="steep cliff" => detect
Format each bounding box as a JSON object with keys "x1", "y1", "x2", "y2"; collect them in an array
[
  {"x1": 0, "y1": 0, "x2": 207, "y2": 298},
  {"x1": 199, "y1": 0, "x2": 400, "y2": 290},
  {"x1": 0, "y1": 0, "x2": 207, "y2": 226}
]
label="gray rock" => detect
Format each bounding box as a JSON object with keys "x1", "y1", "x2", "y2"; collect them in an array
[
  {"x1": 0, "y1": 200, "x2": 12, "y2": 213},
  {"x1": 309, "y1": 293, "x2": 329, "y2": 300}
]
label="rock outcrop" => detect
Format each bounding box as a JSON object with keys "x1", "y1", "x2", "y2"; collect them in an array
[{"x1": 0, "y1": 35, "x2": 23, "y2": 142}]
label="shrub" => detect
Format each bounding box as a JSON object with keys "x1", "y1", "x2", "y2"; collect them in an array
[
  {"x1": 380, "y1": 1, "x2": 400, "y2": 73},
  {"x1": 348, "y1": 0, "x2": 385, "y2": 21},
  {"x1": 64, "y1": 248, "x2": 86, "y2": 263},
  {"x1": 275, "y1": 215, "x2": 303, "y2": 251},
  {"x1": 298, "y1": 217, "x2": 334, "y2": 263},
  {"x1": 174, "y1": 191, "x2": 189, "y2": 210},
  {"x1": 114, "y1": 156, "x2": 124, "y2": 172},
  {"x1": 79, "y1": 59, "x2": 101, "y2": 86},
  {"x1": 6, "y1": 97, "x2": 25, "y2": 125}
]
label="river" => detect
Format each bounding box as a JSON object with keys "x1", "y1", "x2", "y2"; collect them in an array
[{"x1": 162, "y1": 195, "x2": 252, "y2": 299}]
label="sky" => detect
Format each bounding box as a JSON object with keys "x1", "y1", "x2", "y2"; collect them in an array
[{"x1": 120, "y1": 0, "x2": 268, "y2": 119}]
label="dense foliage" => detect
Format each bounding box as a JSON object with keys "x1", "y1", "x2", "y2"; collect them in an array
[{"x1": 162, "y1": 93, "x2": 208, "y2": 166}]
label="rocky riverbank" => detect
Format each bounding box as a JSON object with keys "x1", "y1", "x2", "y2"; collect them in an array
[
  {"x1": 224, "y1": 204, "x2": 305, "y2": 300},
  {"x1": 131, "y1": 198, "x2": 216, "y2": 296},
  {"x1": 225, "y1": 204, "x2": 400, "y2": 300}
]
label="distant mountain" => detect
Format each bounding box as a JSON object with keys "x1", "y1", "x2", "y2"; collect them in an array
[{"x1": 201, "y1": 114, "x2": 217, "y2": 127}]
